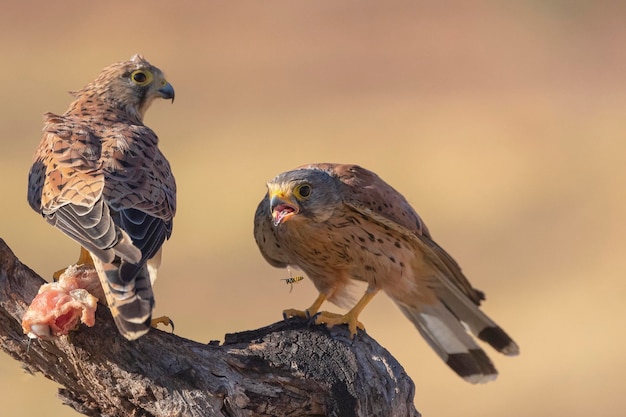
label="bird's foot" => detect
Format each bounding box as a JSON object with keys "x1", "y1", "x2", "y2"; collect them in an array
[
  {"x1": 52, "y1": 268, "x2": 66, "y2": 281},
  {"x1": 53, "y1": 247, "x2": 94, "y2": 281},
  {"x1": 282, "y1": 308, "x2": 310, "y2": 320},
  {"x1": 283, "y1": 293, "x2": 328, "y2": 323},
  {"x1": 314, "y1": 310, "x2": 365, "y2": 338},
  {"x1": 151, "y1": 316, "x2": 175, "y2": 332}
]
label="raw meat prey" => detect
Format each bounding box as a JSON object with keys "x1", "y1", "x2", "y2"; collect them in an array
[{"x1": 22, "y1": 264, "x2": 103, "y2": 339}]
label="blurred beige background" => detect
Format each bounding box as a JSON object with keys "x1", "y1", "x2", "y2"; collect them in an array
[{"x1": 1, "y1": 1, "x2": 625, "y2": 416}]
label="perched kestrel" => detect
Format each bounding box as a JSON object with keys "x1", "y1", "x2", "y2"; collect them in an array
[
  {"x1": 254, "y1": 163, "x2": 519, "y2": 383},
  {"x1": 27, "y1": 54, "x2": 176, "y2": 340}
]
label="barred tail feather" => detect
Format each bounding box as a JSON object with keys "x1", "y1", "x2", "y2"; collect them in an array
[
  {"x1": 91, "y1": 256, "x2": 154, "y2": 340},
  {"x1": 397, "y1": 302, "x2": 498, "y2": 383},
  {"x1": 434, "y1": 283, "x2": 519, "y2": 356}
]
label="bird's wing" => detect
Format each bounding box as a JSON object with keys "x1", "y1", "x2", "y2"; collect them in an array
[
  {"x1": 320, "y1": 163, "x2": 484, "y2": 305},
  {"x1": 28, "y1": 113, "x2": 176, "y2": 269},
  {"x1": 28, "y1": 113, "x2": 140, "y2": 263},
  {"x1": 101, "y1": 123, "x2": 175, "y2": 267},
  {"x1": 99, "y1": 125, "x2": 175, "y2": 340},
  {"x1": 253, "y1": 194, "x2": 292, "y2": 268},
  {"x1": 102, "y1": 123, "x2": 176, "y2": 222},
  {"x1": 28, "y1": 113, "x2": 103, "y2": 213}
]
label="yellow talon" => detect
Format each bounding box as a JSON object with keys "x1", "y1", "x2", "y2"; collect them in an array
[
  {"x1": 282, "y1": 308, "x2": 309, "y2": 319},
  {"x1": 53, "y1": 247, "x2": 94, "y2": 280},
  {"x1": 283, "y1": 290, "x2": 379, "y2": 337},
  {"x1": 315, "y1": 290, "x2": 379, "y2": 338},
  {"x1": 283, "y1": 292, "x2": 327, "y2": 320},
  {"x1": 151, "y1": 316, "x2": 175, "y2": 332},
  {"x1": 314, "y1": 310, "x2": 365, "y2": 337}
]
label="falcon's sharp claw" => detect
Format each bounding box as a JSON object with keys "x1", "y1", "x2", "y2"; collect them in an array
[
  {"x1": 314, "y1": 310, "x2": 365, "y2": 338},
  {"x1": 282, "y1": 308, "x2": 308, "y2": 319},
  {"x1": 53, "y1": 247, "x2": 94, "y2": 281},
  {"x1": 151, "y1": 316, "x2": 174, "y2": 333},
  {"x1": 313, "y1": 291, "x2": 377, "y2": 338},
  {"x1": 52, "y1": 268, "x2": 64, "y2": 281},
  {"x1": 306, "y1": 311, "x2": 320, "y2": 327},
  {"x1": 282, "y1": 292, "x2": 328, "y2": 326}
]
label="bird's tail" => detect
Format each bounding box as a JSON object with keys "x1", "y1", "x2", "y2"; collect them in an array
[
  {"x1": 434, "y1": 280, "x2": 519, "y2": 357},
  {"x1": 397, "y1": 302, "x2": 500, "y2": 383},
  {"x1": 92, "y1": 256, "x2": 154, "y2": 340}
]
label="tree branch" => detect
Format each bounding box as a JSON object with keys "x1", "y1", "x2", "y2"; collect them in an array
[{"x1": 0, "y1": 238, "x2": 420, "y2": 417}]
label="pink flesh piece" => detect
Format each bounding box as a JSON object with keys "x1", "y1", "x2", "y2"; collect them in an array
[{"x1": 21, "y1": 265, "x2": 99, "y2": 339}]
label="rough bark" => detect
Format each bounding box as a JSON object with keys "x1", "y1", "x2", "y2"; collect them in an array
[{"x1": 0, "y1": 238, "x2": 420, "y2": 417}]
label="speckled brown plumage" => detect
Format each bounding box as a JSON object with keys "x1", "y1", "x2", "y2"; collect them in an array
[
  {"x1": 27, "y1": 54, "x2": 176, "y2": 340},
  {"x1": 254, "y1": 163, "x2": 519, "y2": 383}
]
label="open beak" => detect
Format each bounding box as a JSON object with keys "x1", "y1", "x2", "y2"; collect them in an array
[
  {"x1": 157, "y1": 81, "x2": 175, "y2": 103},
  {"x1": 270, "y1": 191, "x2": 299, "y2": 227}
]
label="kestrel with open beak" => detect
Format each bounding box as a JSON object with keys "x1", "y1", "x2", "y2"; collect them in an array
[{"x1": 254, "y1": 163, "x2": 518, "y2": 383}]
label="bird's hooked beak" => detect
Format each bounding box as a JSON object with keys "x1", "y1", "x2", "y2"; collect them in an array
[
  {"x1": 269, "y1": 190, "x2": 299, "y2": 227},
  {"x1": 157, "y1": 81, "x2": 175, "y2": 103}
]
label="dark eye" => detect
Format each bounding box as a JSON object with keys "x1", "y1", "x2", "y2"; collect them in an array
[
  {"x1": 130, "y1": 70, "x2": 153, "y2": 86},
  {"x1": 133, "y1": 72, "x2": 146, "y2": 83},
  {"x1": 296, "y1": 184, "x2": 311, "y2": 199}
]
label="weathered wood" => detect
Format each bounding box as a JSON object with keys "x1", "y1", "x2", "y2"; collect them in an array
[{"x1": 0, "y1": 238, "x2": 420, "y2": 417}]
